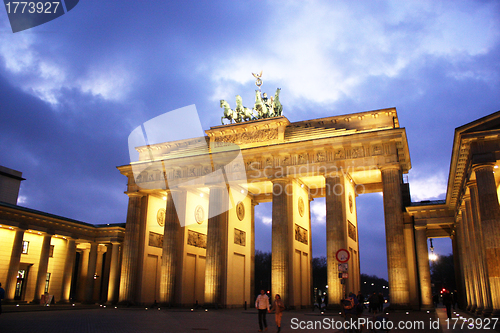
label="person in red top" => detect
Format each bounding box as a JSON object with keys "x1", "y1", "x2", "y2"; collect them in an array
[
  {"x1": 255, "y1": 290, "x2": 270, "y2": 331},
  {"x1": 270, "y1": 294, "x2": 285, "y2": 332}
]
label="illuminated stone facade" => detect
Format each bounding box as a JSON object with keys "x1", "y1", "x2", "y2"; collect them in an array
[{"x1": 117, "y1": 107, "x2": 416, "y2": 309}]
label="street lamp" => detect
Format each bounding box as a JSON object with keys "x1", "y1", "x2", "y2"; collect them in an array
[{"x1": 429, "y1": 238, "x2": 438, "y2": 261}]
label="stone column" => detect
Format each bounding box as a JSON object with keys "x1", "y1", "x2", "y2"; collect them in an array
[
  {"x1": 465, "y1": 197, "x2": 484, "y2": 314},
  {"x1": 33, "y1": 233, "x2": 52, "y2": 303},
  {"x1": 60, "y1": 239, "x2": 76, "y2": 303},
  {"x1": 160, "y1": 190, "x2": 182, "y2": 305},
  {"x1": 415, "y1": 227, "x2": 433, "y2": 309},
  {"x1": 93, "y1": 246, "x2": 105, "y2": 301},
  {"x1": 473, "y1": 163, "x2": 500, "y2": 315},
  {"x1": 5, "y1": 227, "x2": 26, "y2": 300},
  {"x1": 250, "y1": 200, "x2": 257, "y2": 301},
  {"x1": 325, "y1": 174, "x2": 346, "y2": 308},
  {"x1": 107, "y1": 243, "x2": 121, "y2": 304},
  {"x1": 461, "y1": 208, "x2": 476, "y2": 311},
  {"x1": 100, "y1": 245, "x2": 112, "y2": 303},
  {"x1": 77, "y1": 247, "x2": 89, "y2": 301},
  {"x1": 119, "y1": 193, "x2": 147, "y2": 304},
  {"x1": 381, "y1": 165, "x2": 410, "y2": 309},
  {"x1": 205, "y1": 186, "x2": 229, "y2": 306},
  {"x1": 271, "y1": 179, "x2": 292, "y2": 306},
  {"x1": 468, "y1": 180, "x2": 493, "y2": 315},
  {"x1": 84, "y1": 242, "x2": 98, "y2": 303},
  {"x1": 452, "y1": 222, "x2": 467, "y2": 310}
]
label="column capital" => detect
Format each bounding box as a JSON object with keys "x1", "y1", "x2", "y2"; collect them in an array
[
  {"x1": 323, "y1": 170, "x2": 342, "y2": 178},
  {"x1": 414, "y1": 225, "x2": 427, "y2": 231},
  {"x1": 125, "y1": 191, "x2": 146, "y2": 198},
  {"x1": 472, "y1": 162, "x2": 496, "y2": 173},
  {"x1": 270, "y1": 177, "x2": 292, "y2": 184},
  {"x1": 466, "y1": 179, "x2": 477, "y2": 188},
  {"x1": 380, "y1": 163, "x2": 401, "y2": 172}
]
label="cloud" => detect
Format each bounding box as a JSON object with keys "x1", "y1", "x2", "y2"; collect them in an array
[
  {"x1": 204, "y1": 0, "x2": 500, "y2": 111},
  {"x1": 0, "y1": 24, "x2": 134, "y2": 105},
  {"x1": 310, "y1": 199, "x2": 326, "y2": 225},
  {"x1": 408, "y1": 170, "x2": 448, "y2": 201}
]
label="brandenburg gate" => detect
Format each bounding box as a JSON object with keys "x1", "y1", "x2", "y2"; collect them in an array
[{"x1": 117, "y1": 99, "x2": 420, "y2": 309}]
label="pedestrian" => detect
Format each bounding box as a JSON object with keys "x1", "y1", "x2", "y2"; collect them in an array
[
  {"x1": 443, "y1": 290, "x2": 452, "y2": 319},
  {"x1": 357, "y1": 291, "x2": 365, "y2": 308},
  {"x1": 433, "y1": 294, "x2": 439, "y2": 308},
  {"x1": 0, "y1": 282, "x2": 4, "y2": 315},
  {"x1": 342, "y1": 292, "x2": 362, "y2": 331},
  {"x1": 452, "y1": 290, "x2": 458, "y2": 310},
  {"x1": 270, "y1": 294, "x2": 285, "y2": 333},
  {"x1": 378, "y1": 292, "x2": 384, "y2": 312},
  {"x1": 368, "y1": 292, "x2": 379, "y2": 314},
  {"x1": 255, "y1": 290, "x2": 270, "y2": 331}
]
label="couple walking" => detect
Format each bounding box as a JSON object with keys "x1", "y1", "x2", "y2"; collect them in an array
[{"x1": 255, "y1": 290, "x2": 285, "y2": 332}]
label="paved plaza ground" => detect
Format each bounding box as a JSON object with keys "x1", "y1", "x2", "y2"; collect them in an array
[{"x1": 1, "y1": 303, "x2": 499, "y2": 333}]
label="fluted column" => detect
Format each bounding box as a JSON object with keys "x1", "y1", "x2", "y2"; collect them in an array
[
  {"x1": 107, "y1": 243, "x2": 121, "y2": 304},
  {"x1": 205, "y1": 186, "x2": 229, "y2": 306},
  {"x1": 325, "y1": 174, "x2": 346, "y2": 308},
  {"x1": 33, "y1": 233, "x2": 52, "y2": 303},
  {"x1": 271, "y1": 179, "x2": 292, "y2": 306},
  {"x1": 77, "y1": 247, "x2": 89, "y2": 301},
  {"x1": 119, "y1": 193, "x2": 147, "y2": 303},
  {"x1": 160, "y1": 190, "x2": 183, "y2": 304},
  {"x1": 415, "y1": 227, "x2": 433, "y2": 309},
  {"x1": 84, "y1": 242, "x2": 98, "y2": 303},
  {"x1": 250, "y1": 200, "x2": 257, "y2": 301},
  {"x1": 5, "y1": 227, "x2": 26, "y2": 300},
  {"x1": 60, "y1": 239, "x2": 76, "y2": 303},
  {"x1": 453, "y1": 219, "x2": 467, "y2": 310},
  {"x1": 381, "y1": 165, "x2": 410, "y2": 309},
  {"x1": 469, "y1": 181, "x2": 493, "y2": 315},
  {"x1": 473, "y1": 163, "x2": 500, "y2": 315},
  {"x1": 100, "y1": 245, "x2": 112, "y2": 303},
  {"x1": 465, "y1": 197, "x2": 484, "y2": 314},
  {"x1": 460, "y1": 208, "x2": 475, "y2": 311}
]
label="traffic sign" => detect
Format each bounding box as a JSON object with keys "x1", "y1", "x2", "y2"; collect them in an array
[
  {"x1": 338, "y1": 263, "x2": 348, "y2": 272},
  {"x1": 336, "y1": 249, "x2": 350, "y2": 263}
]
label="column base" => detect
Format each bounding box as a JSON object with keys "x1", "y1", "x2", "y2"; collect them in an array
[
  {"x1": 490, "y1": 309, "x2": 500, "y2": 318},
  {"x1": 420, "y1": 305, "x2": 435, "y2": 311},
  {"x1": 386, "y1": 303, "x2": 412, "y2": 311},
  {"x1": 482, "y1": 308, "x2": 493, "y2": 317}
]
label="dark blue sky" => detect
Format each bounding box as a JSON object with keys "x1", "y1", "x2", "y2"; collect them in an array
[{"x1": 1, "y1": 1, "x2": 499, "y2": 279}]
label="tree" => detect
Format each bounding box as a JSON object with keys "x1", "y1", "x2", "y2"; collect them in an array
[
  {"x1": 312, "y1": 256, "x2": 327, "y2": 291},
  {"x1": 430, "y1": 254, "x2": 456, "y2": 292},
  {"x1": 360, "y1": 274, "x2": 389, "y2": 299},
  {"x1": 254, "y1": 250, "x2": 271, "y2": 296}
]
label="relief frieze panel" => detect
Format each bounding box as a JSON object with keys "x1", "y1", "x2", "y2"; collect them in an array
[
  {"x1": 213, "y1": 128, "x2": 278, "y2": 147},
  {"x1": 294, "y1": 224, "x2": 308, "y2": 245},
  {"x1": 187, "y1": 230, "x2": 207, "y2": 249}
]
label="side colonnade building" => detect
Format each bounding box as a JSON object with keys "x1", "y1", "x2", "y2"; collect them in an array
[
  {"x1": 0, "y1": 166, "x2": 125, "y2": 304},
  {"x1": 407, "y1": 111, "x2": 500, "y2": 316}
]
